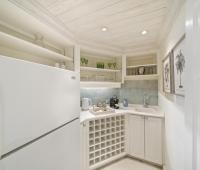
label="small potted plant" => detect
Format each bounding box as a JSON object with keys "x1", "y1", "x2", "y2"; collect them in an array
[
  {"x1": 85, "y1": 59, "x2": 88, "y2": 66},
  {"x1": 108, "y1": 63, "x2": 112, "y2": 69},
  {"x1": 81, "y1": 57, "x2": 85, "y2": 66},
  {"x1": 112, "y1": 62, "x2": 117, "y2": 69}
]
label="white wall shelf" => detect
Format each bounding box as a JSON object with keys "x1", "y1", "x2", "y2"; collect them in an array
[
  {"x1": 80, "y1": 81, "x2": 121, "y2": 88},
  {"x1": 81, "y1": 66, "x2": 121, "y2": 73},
  {"x1": 124, "y1": 74, "x2": 159, "y2": 81},
  {"x1": 127, "y1": 64, "x2": 157, "y2": 69},
  {"x1": 80, "y1": 52, "x2": 122, "y2": 87},
  {"x1": 0, "y1": 31, "x2": 72, "y2": 62}
]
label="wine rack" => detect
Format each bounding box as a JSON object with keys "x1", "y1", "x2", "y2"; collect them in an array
[{"x1": 88, "y1": 115, "x2": 126, "y2": 168}]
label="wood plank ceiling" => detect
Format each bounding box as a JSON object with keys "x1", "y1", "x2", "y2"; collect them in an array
[{"x1": 36, "y1": 0, "x2": 168, "y2": 53}]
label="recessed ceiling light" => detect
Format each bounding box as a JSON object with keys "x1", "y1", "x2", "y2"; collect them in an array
[
  {"x1": 101, "y1": 27, "x2": 108, "y2": 32},
  {"x1": 141, "y1": 30, "x2": 147, "y2": 35}
]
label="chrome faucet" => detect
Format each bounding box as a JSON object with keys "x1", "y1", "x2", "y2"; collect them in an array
[{"x1": 143, "y1": 94, "x2": 150, "y2": 108}]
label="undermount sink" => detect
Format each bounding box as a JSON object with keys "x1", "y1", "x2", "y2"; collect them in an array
[
  {"x1": 89, "y1": 107, "x2": 115, "y2": 115},
  {"x1": 134, "y1": 107, "x2": 157, "y2": 113},
  {"x1": 121, "y1": 105, "x2": 158, "y2": 114}
]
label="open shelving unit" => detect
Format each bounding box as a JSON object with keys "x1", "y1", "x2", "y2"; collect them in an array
[
  {"x1": 0, "y1": 24, "x2": 75, "y2": 70},
  {"x1": 87, "y1": 115, "x2": 126, "y2": 169},
  {"x1": 80, "y1": 52, "x2": 122, "y2": 88},
  {"x1": 0, "y1": 31, "x2": 72, "y2": 62},
  {"x1": 125, "y1": 54, "x2": 158, "y2": 81}
]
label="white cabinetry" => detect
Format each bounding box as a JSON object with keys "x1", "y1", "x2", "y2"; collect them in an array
[
  {"x1": 128, "y1": 114, "x2": 163, "y2": 165},
  {"x1": 128, "y1": 115, "x2": 145, "y2": 159},
  {"x1": 145, "y1": 117, "x2": 163, "y2": 165}
]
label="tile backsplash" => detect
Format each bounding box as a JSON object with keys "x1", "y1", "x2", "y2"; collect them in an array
[
  {"x1": 120, "y1": 80, "x2": 158, "y2": 105},
  {"x1": 80, "y1": 80, "x2": 158, "y2": 105}
]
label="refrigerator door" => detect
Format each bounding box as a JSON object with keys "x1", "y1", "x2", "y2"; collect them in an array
[
  {"x1": 0, "y1": 56, "x2": 80, "y2": 156},
  {"x1": 1, "y1": 119, "x2": 80, "y2": 170}
]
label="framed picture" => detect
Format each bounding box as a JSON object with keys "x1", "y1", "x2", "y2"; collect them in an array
[
  {"x1": 172, "y1": 35, "x2": 186, "y2": 96},
  {"x1": 162, "y1": 52, "x2": 174, "y2": 93}
]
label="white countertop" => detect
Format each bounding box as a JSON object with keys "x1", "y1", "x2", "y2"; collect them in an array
[{"x1": 80, "y1": 105, "x2": 164, "y2": 123}]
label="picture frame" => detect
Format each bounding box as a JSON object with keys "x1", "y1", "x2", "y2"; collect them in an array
[
  {"x1": 162, "y1": 52, "x2": 174, "y2": 93},
  {"x1": 172, "y1": 34, "x2": 186, "y2": 96}
]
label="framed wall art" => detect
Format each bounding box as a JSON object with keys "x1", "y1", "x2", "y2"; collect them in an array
[
  {"x1": 162, "y1": 52, "x2": 174, "y2": 93},
  {"x1": 172, "y1": 34, "x2": 186, "y2": 96}
]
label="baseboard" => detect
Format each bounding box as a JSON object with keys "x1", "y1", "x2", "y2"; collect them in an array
[{"x1": 126, "y1": 154, "x2": 163, "y2": 169}]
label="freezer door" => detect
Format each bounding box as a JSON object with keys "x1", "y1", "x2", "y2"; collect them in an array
[
  {"x1": 0, "y1": 119, "x2": 80, "y2": 170},
  {"x1": 0, "y1": 56, "x2": 80, "y2": 155}
]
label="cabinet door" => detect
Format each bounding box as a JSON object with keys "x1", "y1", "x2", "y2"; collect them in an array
[
  {"x1": 129, "y1": 115, "x2": 145, "y2": 159},
  {"x1": 145, "y1": 117, "x2": 163, "y2": 165}
]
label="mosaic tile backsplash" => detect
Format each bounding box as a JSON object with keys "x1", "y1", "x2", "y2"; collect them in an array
[{"x1": 80, "y1": 80, "x2": 158, "y2": 105}]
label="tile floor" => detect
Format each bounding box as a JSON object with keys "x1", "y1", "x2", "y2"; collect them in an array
[{"x1": 99, "y1": 157, "x2": 162, "y2": 170}]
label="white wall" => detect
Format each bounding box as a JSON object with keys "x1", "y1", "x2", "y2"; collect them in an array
[
  {"x1": 185, "y1": 1, "x2": 200, "y2": 170},
  {"x1": 157, "y1": 2, "x2": 190, "y2": 170}
]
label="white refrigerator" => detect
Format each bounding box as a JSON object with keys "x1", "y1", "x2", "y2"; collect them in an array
[{"x1": 0, "y1": 55, "x2": 80, "y2": 170}]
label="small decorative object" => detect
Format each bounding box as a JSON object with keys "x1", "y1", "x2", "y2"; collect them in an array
[
  {"x1": 101, "y1": 62, "x2": 104, "y2": 68},
  {"x1": 96, "y1": 62, "x2": 100, "y2": 68},
  {"x1": 97, "y1": 62, "x2": 104, "y2": 69},
  {"x1": 162, "y1": 52, "x2": 173, "y2": 93},
  {"x1": 85, "y1": 59, "x2": 88, "y2": 66},
  {"x1": 108, "y1": 63, "x2": 112, "y2": 69},
  {"x1": 138, "y1": 66, "x2": 145, "y2": 75},
  {"x1": 123, "y1": 99, "x2": 128, "y2": 107},
  {"x1": 112, "y1": 63, "x2": 117, "y2": 69},
  {"x1": 60, "y1": 63, "x2": 66, "y2": 69},
  {"x1": 172, "y1": 34, "x2": 186, "y2": 96},
  {"x1": 81, "y1": 57, "x2": 85, "y2": 66}
]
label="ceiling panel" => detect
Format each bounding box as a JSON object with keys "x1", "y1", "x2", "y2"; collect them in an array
[{"x1": 36, "y1": 0, "x2": 168, "y2": 53}]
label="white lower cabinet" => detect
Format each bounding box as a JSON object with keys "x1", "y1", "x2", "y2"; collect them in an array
[
  {"x1": 128, "y1": 114, "x2": 163, "y2": 165},
  {"x1": 145, "y1": 117, "x2": 163, "y2": 165},
  {"x1": 128, "y1": 115, "x2": 145, "y2": 159},
  {"x1": 81, "y1": 113, "x2": 163, "y2": 170}
]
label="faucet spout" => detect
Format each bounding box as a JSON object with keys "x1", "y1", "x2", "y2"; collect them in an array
[{"x1": 143, "y1": 94, "x2": 150, "y2": 108}]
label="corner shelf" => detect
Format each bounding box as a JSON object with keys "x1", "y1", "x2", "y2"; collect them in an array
[
  {"x1": 0, "y1": 31, "x2": 72, "y2": 62},
  {"x1": 124, "y1": 74, "x2": 159, "y2": 81},
  {"x1": 81, "y1": 66, "x2": 121, "y2": 73},
  {"x1": 80, "y1": 81, "x2": 121, "y2": 88}
]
